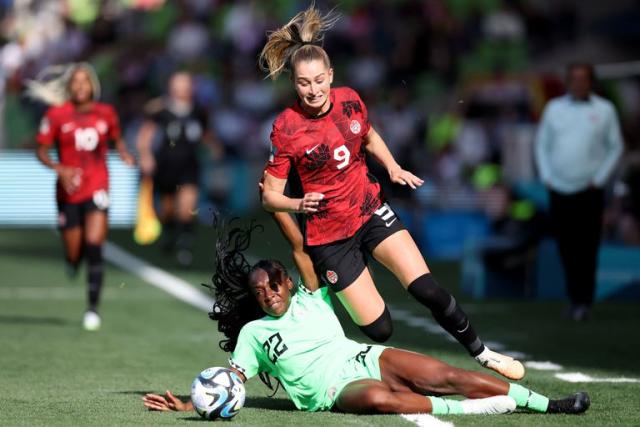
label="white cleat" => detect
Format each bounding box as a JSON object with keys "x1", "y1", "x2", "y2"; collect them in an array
[
  {"x1": 83, "y1": 311, "x2": 101, "y2": 331},
  {"x1": 475, "y1": 348, "x2": 525, "y2": 380},
  {"x1": 460, "y1": 396, "x2": 517, "y2": 415}
]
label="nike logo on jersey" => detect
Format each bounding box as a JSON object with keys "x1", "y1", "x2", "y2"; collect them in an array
[
  {"x1": 385, "y1": 218, "x2": 397, "y2": 228},
  {"x1": 305, "y1": 144, "x2": 320, "y2": 155}
]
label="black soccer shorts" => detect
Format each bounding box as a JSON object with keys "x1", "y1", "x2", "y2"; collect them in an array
[
  {"x1": 305, "y1": 202, "x2": 405, "y2": 292},
  {"x1": 57, "y1": 191, "x2": 109, "y2": 230},
  {"x1": 153, "y1": 153, "x2": 200, "y2": 195}
]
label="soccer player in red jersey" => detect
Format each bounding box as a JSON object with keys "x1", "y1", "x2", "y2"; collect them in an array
[
  {"x1": 260, "y1": 6, "x2": 524, "y2": 380},
  {"x1": 30, "y1": 63, "x2": 134, "y2": 331}
]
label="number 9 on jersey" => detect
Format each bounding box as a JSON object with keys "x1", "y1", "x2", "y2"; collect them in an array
[{"x1": 334, "y1": 145, "x2": 350, "y2": 169}]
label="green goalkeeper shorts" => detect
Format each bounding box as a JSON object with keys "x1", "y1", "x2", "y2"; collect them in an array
[{"x1": 321, "y1": 344, "x2": 388, "y2": 410}]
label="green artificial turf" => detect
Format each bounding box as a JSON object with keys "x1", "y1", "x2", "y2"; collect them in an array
[{"x1": 0, "y1": 219, "x2": 638, "y2": 426}]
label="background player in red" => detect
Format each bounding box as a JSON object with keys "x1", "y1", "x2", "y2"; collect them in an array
[
  {"x1": 30, "y1": 63, "x2": 134, "y2": 331},
  {"x1": 260, "y1": 6, "x2": 524, "y2": 380}
]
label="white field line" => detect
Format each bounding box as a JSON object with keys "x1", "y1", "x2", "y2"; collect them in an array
[
  {"x1": 401, "y1": 414, "x2": 454, "y2": 427},
  {"x1": 103, "y1": 241, "x2": 213, "y2": 312},
  {"x1": 524, "y1": 361, "x2": 563, "y2": 371},
  {"x1": 555, "y1": 373, "x2": 640, "y2": 383}
]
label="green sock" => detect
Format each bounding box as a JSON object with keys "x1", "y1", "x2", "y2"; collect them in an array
[
  {"x1": 508, "y1": 383, "x2": 549, "y2": 412},
  {"x1": 428, "y1": 396, "x2": 464, "y2": 415}
]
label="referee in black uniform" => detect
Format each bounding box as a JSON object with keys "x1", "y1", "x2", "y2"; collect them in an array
[{"x1": 137, "y1": 71, "x2": 221, "y2": 266}]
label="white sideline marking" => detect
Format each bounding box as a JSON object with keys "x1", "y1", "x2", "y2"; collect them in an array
[
  {"x1": 401, "y1": 414, "x2": 454, "y2": 427},
  {"x1": 525, "y1": 361, "x2": 563, "y2": 371},
  {"x1": 555, "y1": 373, "x2": 640, "y2": 383},
  {"x1": 391, "y1": 296, "x2": 640, "y2": 390},
  {"x1": 482, "y1": 341, "x2": 506, "y2": 351},
  {"x1": 390, "y1": 306, "x2": 448, "y2": 336},
  {"x1": 104, "y1": 241, "x2": 213, "y2": 312},
  {"x1": 388, "y1": 305, "x2": 527, "y2": 359},
  {"x1": 503, "y1": 351, "x2": 529, "y2": 360}
]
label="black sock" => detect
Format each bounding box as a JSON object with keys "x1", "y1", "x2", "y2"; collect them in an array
[
  {"x1": 407, "y1": 273, "x2": 484, "y2": 356},
  {"x1": 176, "y1": 221, "x2": 194, "y2": 251},
  {"x1": 161, "y1": 220, "x2": 176, "y2": 251},
  {"x1": 86, "y1": 244, "x2": 103, "y2": 312},
  {"x1": 66, "y1": 256, "x2": 80, "y2": 268},
  {"x1": 358, "y1": 305, "x2": 393, "y2": 343}
]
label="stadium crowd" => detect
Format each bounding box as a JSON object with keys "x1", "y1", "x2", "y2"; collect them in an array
[{"x1": 1, "y1": 0, "x2": 639, "y2": 248}]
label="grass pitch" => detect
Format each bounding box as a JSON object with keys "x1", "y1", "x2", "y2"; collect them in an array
[{"x1": 1, "y1": 215, "x2": 638, "y2": 426}]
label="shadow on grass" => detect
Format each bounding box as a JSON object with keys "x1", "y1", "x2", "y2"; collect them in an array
[
  {"x1": 180, "y1": 397, "x2": 297, "y2": 422},
  {"x1": 0, "y1": 315, "x2": 71, "y2": 326},
  {"x1": 115, "y1": 390, "x2": 191, "y2": 400},
  {"x1": 117, "y1": 390, "x2": 295, "y2": 413},
  {"x1": 243, "y1": 396, "x2": 297, "y2": 411}
]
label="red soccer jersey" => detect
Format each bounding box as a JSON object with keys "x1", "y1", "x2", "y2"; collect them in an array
[
  {"x1": 266, "y1": 87, "x2": 382, "y2": 246},
  {"x1": 37, "y1": 101, "x2": 121, "y2": 204}
]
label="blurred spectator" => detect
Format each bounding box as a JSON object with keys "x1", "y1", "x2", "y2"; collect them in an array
[
  {"x1": 475, "y1": 171, "x2": 545, "y2": 294},
  {"x1": 535, "y1": 62, "x2": 624, "y2": 321},
  {"x1": 482, "y1": 2, "x2": 525, "y2": 42},
  {"x1": 166, "y1": 12, "x2": 208, "y2": 62},
  {"x1": 0, "y1": 0, "x2": 638, "y2": 228},
  {"x1": 605, "y1": 152, "x2": 640, "y2": 246}
]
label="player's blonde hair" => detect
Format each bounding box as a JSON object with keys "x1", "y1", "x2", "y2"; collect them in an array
[
  {"x1": 258, "y1": 3, "x2": 340, "y2": 80},
  {"x1": 25, "y1": 62, "x2": 101, "y2": 106}
]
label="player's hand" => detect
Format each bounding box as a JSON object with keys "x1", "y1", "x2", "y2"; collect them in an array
[
  {"x1": 258, "y1": 170, "x2": 267, "y2": 193},
  {"x1": 56, "y1": 166, "x2": 82, "y2": 194},
  {"x1": 142, "y1": 391, "x2": 191, "y2": 412},
  {"x1": 297, "y1": 192, "x2": 325, "y2": 214},
  {"x1": 389, "y1": 167, "x2": 424, "y2": 190},
  {"x1": 139, "y1": 154, "x2": 156, "y2": 176},
  {"x1": 119, "y1": 150, "x2": 136, "y2": 167}
]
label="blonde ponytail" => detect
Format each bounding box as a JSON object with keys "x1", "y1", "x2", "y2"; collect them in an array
[
  {"x1": 259, "y1": 3, "x2": 340, "y2": 80},
  {"x1": 25, "y1": 62, "x2": 101, "y2": 106}
]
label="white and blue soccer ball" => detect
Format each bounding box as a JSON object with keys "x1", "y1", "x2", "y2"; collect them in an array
[{"x1": 190, "y1": 367, "x2": 245, "y2": 420}]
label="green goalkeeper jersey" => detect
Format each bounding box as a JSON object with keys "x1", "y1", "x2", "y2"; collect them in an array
[{"x1": 229, "y1": 286, "x2": 382, "y2": 411}]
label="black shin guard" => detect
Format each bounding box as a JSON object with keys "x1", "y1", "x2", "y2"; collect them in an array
[
  {"x1": 86, "y1": 244, "x2": 103, "y2": 312},
  {"x1": 358, "y1": 305, "x2": 393, "y2": 343},
  {"x1": 408, "y1": 273, "x2": 484, "y2": 356}
]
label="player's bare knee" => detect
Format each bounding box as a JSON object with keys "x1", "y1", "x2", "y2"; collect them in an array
[{"x1": 85, "y1": 236, "x2": 104, "y2": 247}]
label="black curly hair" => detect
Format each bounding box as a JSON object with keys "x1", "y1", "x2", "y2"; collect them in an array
[{"x1": 204, "y1": 218, "x2": 291, "y2": 394}]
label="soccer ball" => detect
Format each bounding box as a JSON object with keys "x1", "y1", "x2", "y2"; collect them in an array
[{"x1": 190, "y1": 367, "x2": 245, "y2": 420}]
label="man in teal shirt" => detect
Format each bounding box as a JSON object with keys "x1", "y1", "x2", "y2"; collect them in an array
[{"x1": 535, "y1": 62, "x2": 623, "y2": 321}]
